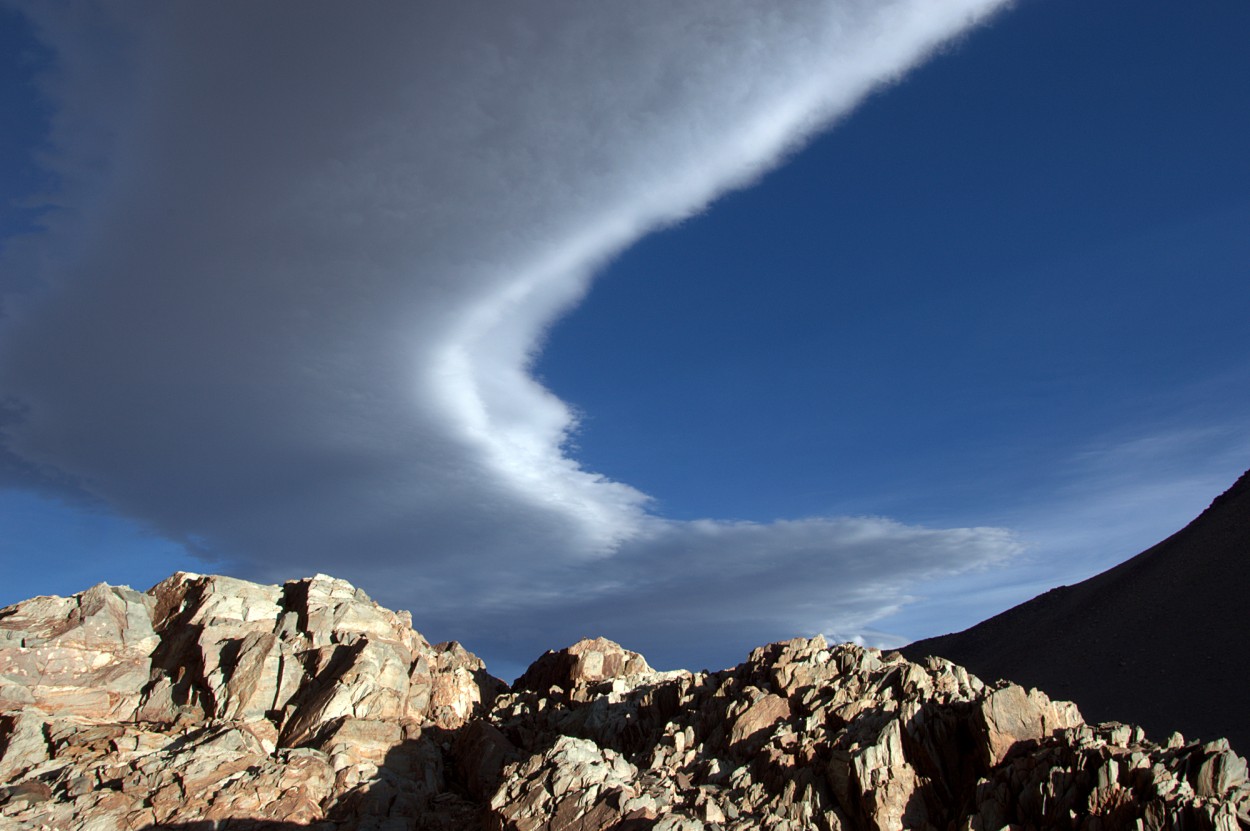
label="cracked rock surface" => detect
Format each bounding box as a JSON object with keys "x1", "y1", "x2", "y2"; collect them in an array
[{"x1": 2, "y1": 573, "x2": 1247, "y2": 830}]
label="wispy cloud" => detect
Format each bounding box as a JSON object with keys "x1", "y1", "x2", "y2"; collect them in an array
[
  {"x1": 0, "y1": 1, "x2": 1015, "y2": 666},
  {"x1": 870, "y1": 420, "x2": 1250, "y2": 644},
  {"x1": 1017, "y1": 423, "x2": 1250, "y2": 575}
]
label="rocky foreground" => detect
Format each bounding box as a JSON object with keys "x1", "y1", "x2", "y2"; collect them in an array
[{"x1": 1, "y1": 574, "x2": 1247, "y2": 830}]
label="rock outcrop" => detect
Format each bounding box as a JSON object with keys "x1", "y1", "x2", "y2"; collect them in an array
[
  {"x1": 2, "y1": 574, "x2": 1248, "y2": 830},
  {"x1": 0, "y1": 573, "x2": 502, "y2": 829}
]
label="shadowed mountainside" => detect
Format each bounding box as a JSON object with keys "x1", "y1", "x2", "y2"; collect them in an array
[{"x1": 904, "y1": 467, "x2": 1250, "y2": 756}]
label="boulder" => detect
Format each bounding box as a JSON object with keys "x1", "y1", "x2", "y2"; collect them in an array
[{"x1": 513, "y1": 637, "x2": 659, "y2": 703}]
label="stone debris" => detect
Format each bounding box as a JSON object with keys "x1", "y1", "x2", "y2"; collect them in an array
[{"x1": 1, "y1": 573, "x2": 1247, "y2": 830}]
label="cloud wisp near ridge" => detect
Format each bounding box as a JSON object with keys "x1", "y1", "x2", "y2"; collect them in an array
[{"x1": 0, "y1": 1, "x2": 1015, "y2": 665}]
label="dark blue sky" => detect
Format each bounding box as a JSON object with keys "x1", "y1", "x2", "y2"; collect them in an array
[
  {"x1": 539, "y1": 0, "x2": 1250, "y2": 527},
  {"x1": 0, "y1": 8, "x2": 53, "y2": 239}
]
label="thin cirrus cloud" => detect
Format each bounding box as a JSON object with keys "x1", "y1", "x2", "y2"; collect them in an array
[{"x1": 0, "y1": 1, "x2": 1016, "y2": 666}]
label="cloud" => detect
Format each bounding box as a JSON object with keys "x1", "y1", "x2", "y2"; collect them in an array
[
  {"x1": 0, "y1": 1, "x2": 1015, "y2": 667},
  {"x1": 454, "y1": 515, "x2": 1022, "y2": 671}
]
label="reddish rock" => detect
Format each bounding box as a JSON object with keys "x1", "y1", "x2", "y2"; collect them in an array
[
  {"x1": 728, "y1": 693, "x2": 791, "y2": 749},
  {"x1": 975, "y1": 683, "x2": 1083, "y2": 766},
  {"x1": 513, "y1": 637, "x2": 656, "y2": 702}
]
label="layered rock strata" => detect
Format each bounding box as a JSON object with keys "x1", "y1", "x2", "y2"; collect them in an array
[{"x1": 1, "y1": 574, "x2": 1247, "y2": 830}]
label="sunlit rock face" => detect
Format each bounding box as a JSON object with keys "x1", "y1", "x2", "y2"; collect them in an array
[
  {"x1": 0, "y1": 573, "x2": 503, "y2": 828},
  {"x1": 2, "y1": 574, "x2": 1248, "y2": 830}
]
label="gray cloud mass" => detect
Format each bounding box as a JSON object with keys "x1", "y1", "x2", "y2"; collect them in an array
[{"x1": 0, "y1": 0, "x2": 1015, "y2": 670}]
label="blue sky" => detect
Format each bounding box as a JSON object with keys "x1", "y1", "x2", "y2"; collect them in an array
[
  {"x1": 0, "y1": 0, "x2": 1247, "y2": 678},
  {"x1": 541, "y1": 0, "x2": 1250, "y2": 524}
]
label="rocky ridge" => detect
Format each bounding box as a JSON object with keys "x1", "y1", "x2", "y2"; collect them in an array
[{"x1": 1, "y1": 573, "x2": 1248, "y2": 830}]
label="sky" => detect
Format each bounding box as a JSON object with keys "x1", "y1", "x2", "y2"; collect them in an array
[{"x1": 0, "y1": 1, "x2": 1247, "y2": 680}]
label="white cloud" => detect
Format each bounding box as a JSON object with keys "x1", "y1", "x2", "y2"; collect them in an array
[{"x1": 0, "y1": 1, "x2": 1016, "y2": 667}]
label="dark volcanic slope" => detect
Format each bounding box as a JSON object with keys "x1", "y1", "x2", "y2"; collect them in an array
[{"x1": 903, "y1": 467, "x2": 1250, "y2": 754}]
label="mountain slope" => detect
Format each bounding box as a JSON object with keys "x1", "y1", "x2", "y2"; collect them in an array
[{"x1": 904, "y1": 467, "x2": 1250, "y2": 755}]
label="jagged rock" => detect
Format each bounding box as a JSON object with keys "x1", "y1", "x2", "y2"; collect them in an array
[
  {"x1": 457, "y1": 719, "x2": 522, "y2": 801},
  {"x1": 2, "y1": 574, "x2": 1248, "y2": 830},
  {"x1": 427, "y1": 640, "x2": 507, "y2": 727},
  {"x1": 513, "y1": 637, "x2": 666, "y2": 704},
  {"x1": 489, "y1": 735, "x2": 640, "y2": 831},
  {"x1": 0, "y1": 573, "x2": 502, "y2": 829},
  {"x1": 974, "y1": 683, "x2": 1083, "y2": 766},
  {"x1": 0, "y1": 583, "x2": 158, "y2": 720},
  {"x1": 728, "y1": 693, "x2": 791, "y2": 750},
  {"x1": 0, "y1": 709, "x2": 50, "y2": 781}
]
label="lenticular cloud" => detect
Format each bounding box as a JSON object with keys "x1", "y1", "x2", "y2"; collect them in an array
[{"x1": 0, "y1": 0, "x2": 1013, "y2": 663}]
